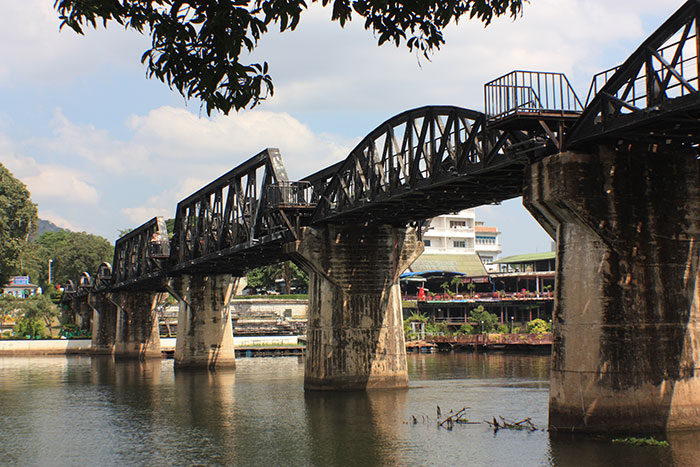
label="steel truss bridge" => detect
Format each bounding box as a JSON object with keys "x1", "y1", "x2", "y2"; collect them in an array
[{"x1": 63, "y1": 0, "x2": 700, "y2": 301}]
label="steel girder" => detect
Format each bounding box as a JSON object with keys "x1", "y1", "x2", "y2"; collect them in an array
[
  {"x1": 567, "y1": 0, "x2": 700, "y2": 149},
  {"x1": 310, "y1": 105, "x2": 549, "y2": 226},
  {"x1": 168, "y1": 148, "x2": 308, "y2": 275},
  {"x1": 111, "y1": 216, "x2": 169, "y2": 291}
]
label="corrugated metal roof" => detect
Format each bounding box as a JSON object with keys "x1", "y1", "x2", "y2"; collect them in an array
[
  {"x1": 495, "y1": 252, "x2": 556, "y2": 264},
  {"x1": 408, "y1": 253, "x2": 487, "y2": 276}
]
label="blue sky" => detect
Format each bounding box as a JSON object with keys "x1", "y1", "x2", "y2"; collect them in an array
[{"x1": 0, "y1": 0, "x2": 683, "y2": 256}]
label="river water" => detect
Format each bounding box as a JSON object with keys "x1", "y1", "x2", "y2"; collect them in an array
[{"x1": 1, "y1": 353, "x2": 698, "y2": 466}]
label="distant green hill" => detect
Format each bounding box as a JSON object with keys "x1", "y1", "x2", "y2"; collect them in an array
[{"x1": 34, "y1": 219, "x2": 68, "y2": 238}]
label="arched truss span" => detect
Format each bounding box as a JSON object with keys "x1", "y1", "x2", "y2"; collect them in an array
[{"x1": 311, "y1": 105, "x2": 547, "y2": 225}]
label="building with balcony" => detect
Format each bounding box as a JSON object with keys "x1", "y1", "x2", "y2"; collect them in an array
[
  {"x1": 475, "y1": 222, "x2": 502, "y2": 271},
  {"x1": 409, "y1": 209, "x2": 501, "y2": 276}
]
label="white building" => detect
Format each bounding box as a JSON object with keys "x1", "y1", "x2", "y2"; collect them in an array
[
  {"x1": 474, "y1": 221, "x2": 502, "y2": 269},
  {"x1": 414, "y1": 208, "x2": 502, "y2": 274},
  {"x1": 422, "y1": 209, "x2": 476, "y2": 253}
]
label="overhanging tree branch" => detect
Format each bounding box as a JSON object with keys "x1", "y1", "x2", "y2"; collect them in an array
[{"x1": 54, "y1": 0, "x2": 525, "y2": 115}]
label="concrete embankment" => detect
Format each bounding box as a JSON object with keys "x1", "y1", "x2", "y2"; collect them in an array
[
  {"x1": 0, "y1": 336, "x2": 301, "y2": 356},
  {"x1": 0, "y1": 339, "x2": 92, "y2": 355}
]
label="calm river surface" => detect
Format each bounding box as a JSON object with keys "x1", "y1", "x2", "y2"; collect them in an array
[{"x1": 1, "y1": 353, "x2": 699, "y2": 466}]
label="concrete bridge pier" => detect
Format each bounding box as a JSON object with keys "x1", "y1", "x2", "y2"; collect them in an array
[
  {"x1": 88, "y1": 294, "x2": 118, "y2": 355},
  {"x1": 112, "y1": 292, "x2": 162, "y2": 359},
  {"x1": 73, "y1": 299, "x2": 92, "y2": 334},
  {"x1": 288, "y1": 224, "x2": 423, "y2": 390},
  {"x1": 524, "y1": 146, "x2": 700, "y2": 433},
  {"x1": 173, "y1": 274, "x2": 237, "y2": 370}
]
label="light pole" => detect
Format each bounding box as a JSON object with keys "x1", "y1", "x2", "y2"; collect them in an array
[
  {"x1": 510, "y1": 316, "x2": 514, "y2": 334},
  {"x1": 48, "y1": 259, "x2": 53, "y2": 285},
  {"x1": 480, "y1": 320, "x2": 484, "y2": 334}
]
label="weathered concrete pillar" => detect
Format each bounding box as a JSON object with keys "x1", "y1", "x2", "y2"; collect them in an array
[
  {"x1": 76, "y1": 299, "x2": 92, "y2": 334},
  {"x1": 524, "y1": 146, "x2": 700, "y2": 433},
  {"x1": 173, "y1": 274, "x2": 236, "y2": 370},
  {"x1": 112, "y1": 292, "x2": 162, "y2": 359},
  {"x1": 288, "y1": 224, "x2": 423, "y2": 390},
  {"x1": 88, "y1": 293, "x2": 117, "y2": 355}
]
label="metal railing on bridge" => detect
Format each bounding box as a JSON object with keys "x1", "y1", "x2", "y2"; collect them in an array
[
  {"x1": 265, "y1": 181, "x2": 313, "y2": 208},
  {"x1": 567, "y1": 0, "x2": 700, "y2": 148},
  {"x1": 484, "y1": 70, "x2": 584, "y2": 126}
]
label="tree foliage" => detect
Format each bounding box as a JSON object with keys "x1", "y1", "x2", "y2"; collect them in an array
[
  {"x1": 35, "y1": 231, "x2": 114, "y2": 286},
  {"x1": 1, "y1": 294, "x2": 60, "y2": 338},
  {"x1": 450, "y1": 276, "x2": 464, "y2": 294},
  {"x1": 527, "y1": 318, "x2": 550, "y2": 334},
  {"x1": 54, "y1": 0, "x2": 525, "y2": 115},
  {"x1": 246, "y1": 260, "x2": 307, "y2": 293},
  {"x1": 455, "y1": 323, "x2": 474, "y2": 335},
  {"x1": 469, "y1": 305, "x2": 498, "y2": 333},
  {"x1": 0, "y1": 164, "x2": 38, "y2": 285},
  {"x1": 403, "y1": 311, "x2": 427, "y2": 337},
  {"x1": 165, "y1": 218, "x2": 175, "y2": 239}
]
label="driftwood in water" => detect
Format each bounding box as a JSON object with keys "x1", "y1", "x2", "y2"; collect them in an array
[
  {"x1": 407, "y1": 408, "x2": 541, "y2": 433},
  {"x1": 484, "y1": 416, "x2": 539, "y2": 432},
  {"x1": 436, "y1": 407, "x2": 479, "y2": 430}
]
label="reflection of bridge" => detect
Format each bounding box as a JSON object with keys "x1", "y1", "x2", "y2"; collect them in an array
[{"x1": 62, "y1": 2, "x2": 700, "y2": 434}]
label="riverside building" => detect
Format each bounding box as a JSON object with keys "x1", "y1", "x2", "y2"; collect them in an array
[
  {"x1": 402, "y1": 209, "x2": 553, "y2": 328},
  {"x1": 408, "y1": 208, "x2": 501, "y2": 276}
]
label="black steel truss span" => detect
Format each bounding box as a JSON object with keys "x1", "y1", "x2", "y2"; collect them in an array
[
  {"x1": 60, "y1": 2, "x2": 700, "y2": 298},
  {"x1": 111, "y1": 216, "x2": 170, "y2": 291},
  {"x1": 169, "y1": 148, "x2": 316, "y2": 275},
  {"x1": 567, "y1": 0, "x2": 700, "y2": 149},
  {"x1": 310, "y1": 106, "x2": 552, "y2": 225}
]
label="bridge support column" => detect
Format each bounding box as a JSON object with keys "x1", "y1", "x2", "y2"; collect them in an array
[
  {"x1": 289, "y1": 224, "x2": 423, "y2": 390},
  {"x1": 173, "y1": 275, "x2": 236, "y2": 370},
  {"x1": 75, "y1": 300, "x2": 92, "y2": 334},
  {"x1": 112, "y1": 292, "x2": 162, "y2": 359},
  {"x1": 88, "y1": 294, "x2": 118, "y2": 355},
  {"x1": 524, "y1": 146, "x2": 700, "y2": 433}
]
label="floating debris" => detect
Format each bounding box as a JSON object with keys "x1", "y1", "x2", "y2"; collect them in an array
[
  {"x1": 484, "y1": 416, "x2": 539, "y2": 433},
  {"x1": 407, "y1": 408, "x2": 541, "y2": 433},
  {"x1": 434, "y1": 407, "x2": 478, "y2": 430}
]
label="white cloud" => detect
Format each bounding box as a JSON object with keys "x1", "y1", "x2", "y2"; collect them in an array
[
  {"x1": 0, "y1": 0, "x2": 149, "y2": 86},
  {"x1": 5, "y1": 106, "x2": 352, "y2": 235},
  {"x1": 124, "y1": 106, "x2": 350, "y2": 178},
  {"x1": 118, "y1": 107, "x2": 353, "y2": 225},
  {"x1": 120, "y1": 177, "x2": 208, "y2": 225},
  {"x1": 0, "y1": 134, "x2": 98, "y2": 206},
  {"x1": 22, "y1": 166, "x2": 99, "y2": 205},
  {"x1": 255, "y1": 0, "x2": 684, "y2": 114}
]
